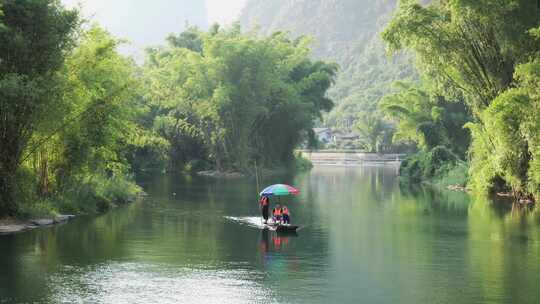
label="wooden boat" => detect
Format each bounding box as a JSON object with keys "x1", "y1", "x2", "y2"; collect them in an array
[
  {"x1": 263, "y1": 222, "x2": 299, "y2": 233},
  {"x1": 275, "y1": 225, "x2": 299, "y2": 233}
]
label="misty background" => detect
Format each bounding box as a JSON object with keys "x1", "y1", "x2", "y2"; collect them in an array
[
  {"x1": 61, "y1": 0, "x2": 247, "y2": 56},
  {"x1": 59, "y1": 0, "x2": 411, "y2": 136}
]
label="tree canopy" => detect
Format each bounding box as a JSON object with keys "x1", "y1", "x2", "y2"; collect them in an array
[
  {"x1": 0, "y1": 2, "x2": 337, "y2": 217},
  {"x1": 0, "y1": 0, "x2": 79, "y2": 216},
  {"x1": 383, "y1": 0, "x2": 539, "y2": 114},
  {"x1": 144, "y1": 27, "x2": 337, "y2": 171},
  {"x1": 383, "y1": 0, "x2": 540, "y2": 198}
]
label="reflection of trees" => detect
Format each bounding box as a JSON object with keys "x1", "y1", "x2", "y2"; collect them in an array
[
  {"x1": 399, "y1": 182, "x2": 471, "y2": 215},
  {"x1": 467, "y1": 198, "x2": 540, "y2": 303},
  {"x1": 300, "y1": 166, "x2": 540, "y2": 302},
  {"x1": 0, "y1": 202, "x2": 141, "y2": 301},
  {"x1": 0, "y1": 236, "x2": 50, "y2": 302},
  {"x1": 397, "y1": 183, "x2": 540, "y2": 301},
  {"x1": 8, "y1": 168, "x2": 540, "y2": 302}
]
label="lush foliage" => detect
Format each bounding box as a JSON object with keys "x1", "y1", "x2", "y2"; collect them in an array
[
  {"x1": 468, "y1": 54, "x2": 540, "y2": 197},
  {"x1": 380, "y1": 82, "x2": 471, "y2": 157},
  {"x1": 379, "y1": 81, "x2": 471, "y2": 184},
  {"x1": 0, "y1": 1, "x2": 152, "y2": 217},
  {"x1": 0, "y1": 2, "x2": 336, "y2": 217},
  {"x1": 0, "y1": 0, "x2": 79, "y2": 216},
  {"x1": 399, "y1": 146, "x2": 467, "y2": 186},
  {"x1": 354, "y1": 113, "x2": 394, "y2": 153},
  {"x1": 240, "y1": 0, "x2": 417, "y2": 152},
  {"x1": 16, "y1": 26, "x2": 145, "y2": 217},
  {"x1": 384, "y1": 0, "x2": 538, "y2": 113},
  {"x1": 144, "y1": 26, "x2": 337, "y2": 172},
  {"x1": 383, "y1": 0, "x2": 540, "y2": 197}
]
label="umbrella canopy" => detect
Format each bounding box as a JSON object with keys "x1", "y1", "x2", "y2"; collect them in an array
[{"x1": 260, "y1": 184, "x2": 299, "y2": 197}]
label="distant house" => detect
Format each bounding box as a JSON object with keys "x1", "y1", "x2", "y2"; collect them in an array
[
  {"x1": 333, "y1": 131, "x2": 361, "y2": 147},
  {"x1": 336, "y1": 132, "x2": 360, "y2": 141},
  {"x1": 314, "y1": 128, "x2": 333, "y2": 143}
]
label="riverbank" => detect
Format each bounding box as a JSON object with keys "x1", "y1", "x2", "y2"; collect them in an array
[
  {"x1": 197, "y1": 171, "x2": 245, "y2": 178},
  {"x1": 196, "y1": 154, "x2": 314, "y2": 178},
  {"x1": 0, "y1": 215, "x2": 76, "y2": 235},
  {"x1": 0, "y1": 188, "x2": 146, "y2": 236},
  {"x1": 196, "y1": 168, "x2": 296, "y2": 179},
  {"x1": 3, "y1": 165, "x2": 540, "y2": 303}
]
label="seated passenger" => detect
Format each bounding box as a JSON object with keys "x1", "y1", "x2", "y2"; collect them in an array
[
  {"x1": 281, "y1": 206, "x2": 290, "y2": 224},
  {"x1": 273, "y1": 204, "x2": 282, "y2": 224}
]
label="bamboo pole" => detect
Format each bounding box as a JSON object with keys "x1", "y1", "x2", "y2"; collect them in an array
[
  {"x1": 255, "y1": 160, "x2": 260, "y2": 195},
  {"x1": 255, "y1": 160, "x2": 263, "y2": 224}
]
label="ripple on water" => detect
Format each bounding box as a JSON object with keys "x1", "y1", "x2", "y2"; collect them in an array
[
  {"x1": 48, "y1": 262, "x2": 277, "y2": 304},
  {"x1": 225, "y1": 216, "x2": 267, "y2": 230}
]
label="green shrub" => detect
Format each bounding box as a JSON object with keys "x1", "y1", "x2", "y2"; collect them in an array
[
  {"x1": 400, "y1": 146, "x2": 466, "y2": 186},
  {"x1": 12, "y1": 167, "x2": 40, "y2": 212},
  {"x1": 100, "y1": 176, "x2": 141, "y2": 204},
  {"x1": 18, "y1": 201, "x2": 59, "y2": 219},
  {"x1": 184, "y1": 159, "x2": 213, "y2": 173},
  {"x1": 293, "y1": 153, "x2": 314, "y2": 172},
  {"x1": 435, "y1": 162, "x2": 469, "y2": 187},
  {"x1": 400, "y1": 156, "x2": 424, "y2": 182},
  {"x1": 34, "y1": 173, "x2": 143, "y2": 216}
]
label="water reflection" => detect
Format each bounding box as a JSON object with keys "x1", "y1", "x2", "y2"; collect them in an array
[
  {"x1": 258, "y1": 230, "x2": 297, "y2": 256},
  {"x1": 49, "y1": 263, "x2": 274, "y2": 304},
  {"x1": 2, "y1": 166, "x2": 540, "y2": 303}
]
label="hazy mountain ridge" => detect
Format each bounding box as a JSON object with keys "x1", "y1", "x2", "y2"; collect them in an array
[
  {"x1": 239, "y1": 0, "x2": 417, "y2": 129},
  {"x1": 239, "y1": 0, "x2": 397, "y2": 62}
]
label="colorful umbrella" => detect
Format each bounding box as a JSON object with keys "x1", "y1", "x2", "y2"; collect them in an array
[{"x1": 260, "y1": 184, "x2": 300, "y2": 197}]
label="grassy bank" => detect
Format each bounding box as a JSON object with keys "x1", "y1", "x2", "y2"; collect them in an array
[
  {"x1": 13, "y1": 173, "x2": 142, "y2": 220},
  {"x1": 399, "y1": 147, "x2": 469, "y2": 190},
  {"x1": 196, "y1": 152, "x2": 314, "y2": 179}
]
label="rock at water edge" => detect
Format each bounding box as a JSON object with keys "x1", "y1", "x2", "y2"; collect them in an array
[{"x1": 30, "y1": 219, "x2": 54, "y2": 226}]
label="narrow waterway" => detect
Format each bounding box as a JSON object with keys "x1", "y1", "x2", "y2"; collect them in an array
[{"x1": 1, "y1": 165, "x2": 540, "y2": 304}]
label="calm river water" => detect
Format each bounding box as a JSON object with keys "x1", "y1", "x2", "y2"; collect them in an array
[{"x1": 2, "y1": 165, "x2": 540, "y2": 303}]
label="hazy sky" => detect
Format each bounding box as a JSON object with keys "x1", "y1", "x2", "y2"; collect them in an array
[
  {"x1": 62, "y1": 0, "x2": 247, "y2": 54},
  {"x1": 206, "y1": 0, "x2": 247, "y2": 25}
]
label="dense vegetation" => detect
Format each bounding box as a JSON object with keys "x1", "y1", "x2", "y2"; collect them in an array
[
  {"x1": 0, "y1": 2, "x2": 336, "y2": 218},
  {"x1": 2, "y1": 0, "x2": 539, "y2": 219},
  {"x1": 379, "y1": 82, "x2": 471, "y2": 184},
  {"x1": 240, "y1": 0, "x2": 417, "y2": 152},
  {"x1": 382, "y1": 0, "x2": 540, "y2": 199},
  {"x1": 143, "y1": 26, "x2": 337, "y2": 172},
  {"x1": 0, "y1": 0, "x2": 80, "y2": 217},
  {"x1": 242, "y1": 0, "x2": 540, "y2": 201}
]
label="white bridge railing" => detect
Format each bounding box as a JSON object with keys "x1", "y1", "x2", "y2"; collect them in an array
[{"x1": 298, "y1": 150, "x2": 406, "y2": 165}]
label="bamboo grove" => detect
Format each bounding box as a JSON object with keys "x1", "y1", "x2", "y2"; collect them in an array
[
  {"x1": 0, "y1": 1, "x2": 337, "y2": 217},
  {"x1": 381, "y1": 0, "x2": 540, "y2": 200}
]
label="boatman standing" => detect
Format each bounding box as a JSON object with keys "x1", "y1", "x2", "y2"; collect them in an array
[{"x1": 260, "y1": 196, "x2": 270, "y2": 224}]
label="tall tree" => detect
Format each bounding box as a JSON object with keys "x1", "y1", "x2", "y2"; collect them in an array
[
  {"x1": 383, "y1": 0, "x2": 540, "y2": 196},
  {"x1": 0, "y1": 0, "x2": 78, "y2": 216},
  {"x1": 56, "y1": 27, "x2": 140, "y2": 182},
  {"x1": 379, "y1": 82, "x2": 470, "y2": 156},
  {"x1": 383, "y1": 0, "x2": 539, "y2": 114},
  {"x1": 144, "y1": 27, "x2": 337, "y2": 171},
  {"x1": 467, "y1": 30, "x2": 540, "y2": 197}
]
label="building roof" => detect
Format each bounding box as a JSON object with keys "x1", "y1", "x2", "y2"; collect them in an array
[
  {"x1": 335, "y1": 132, "x2": 360, "y2": 140},
  {"x1": 313, "y1": 128, "x2": 331, "y2": 134}
]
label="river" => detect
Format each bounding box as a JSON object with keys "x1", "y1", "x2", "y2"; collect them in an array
[{"x1": 1, "y1": 165, "x2": 540, "y2": 303}]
